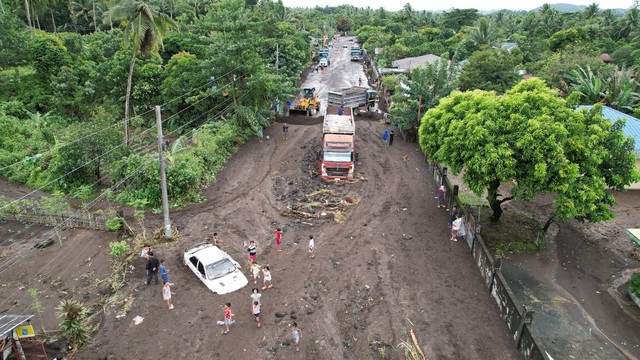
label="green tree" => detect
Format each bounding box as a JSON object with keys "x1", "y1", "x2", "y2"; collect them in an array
[
  {"x1": 440, "y1": 8, "x2": 479, "y2": 32},
  {"x1": 389, "y1": 59, "x2": 457, "y2": 131},
  {"x1": 419, "y1": 78, "x2": 639, "y2": 222},
  {"x1": 458, "y1": 49, "x2": 521, "y2": 94},
  {"x1": 29, "y1": 31, "x2": 71, "y2": 80},
  {"x1": 467, "y1": 18, "x2": 499, "y2": 48},
  {"x1": 104, "y1": 0, "x2": 178, "y2": 145}
]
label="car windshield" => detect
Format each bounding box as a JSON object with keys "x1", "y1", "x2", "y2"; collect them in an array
[
  {"x1": 206, "y1": 259, "x2": 237, "y2": 280},
  {"x1": 323, "y1": 151, "x2": 352, "y2": 163}
]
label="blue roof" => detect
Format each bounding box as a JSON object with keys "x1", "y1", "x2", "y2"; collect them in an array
[{"x1": 577, "y1": 105, "x2": 640, "y2": 153}]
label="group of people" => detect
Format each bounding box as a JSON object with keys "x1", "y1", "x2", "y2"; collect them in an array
[
  {"x1": 216, "y1": 227, "x2": 313, "y2": 351},
  {"x1": 438, "y1": 186, "x2": 465, "y2": 242},
  {"x1": 141, "y1": 245, "x2": 175, "y2": 309}
]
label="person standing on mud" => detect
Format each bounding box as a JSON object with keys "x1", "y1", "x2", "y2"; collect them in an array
[
  {"x1": 308, "y1": 235, "x2": 315, "y2": 259},
  {"x1": 244, "y1": 240, "x2": 257, "y2": 263},
  {"x1": 291, "y1": 322, "x2": 302, "y2": 352},
  {"x1": 223, "y1": 303, "x2": 235, "y2": 334},
  {"x1": 451, "y1": 213, "x2": 462, "y2": 242},
  {"x1": 437, "y1": 185, "x2": 446, "y2": 208},
  {"x1": 388, "y1": 130, "x2": 395, "y2": 146},
  {"x1": 253, "y1": 301, "x2": 261, "y2": 328},
  {"x1": 146, "y1": 252, "x2": 160, "y2": 285},
  {"x1": 262, "y1": 266, "x2": 273, "y2": 290},
  {"x1": 162, "y1": 282, "x2": 175, "y2": 309},
  {"x1": 275, "y1": 228, "x2": 283, "y2": 252},
  {"x1": 250, "y1": 261, "x2": 261, "y2": 284},
  {"x1": 283, "y1": 123, "x2": 289, "y2": 139},
  {"x1": 159, "y1": 259, "x2": 170, "y2": 284},
  {"x1": 213, "y1": 232, "x2": 223, "y2": 245}
]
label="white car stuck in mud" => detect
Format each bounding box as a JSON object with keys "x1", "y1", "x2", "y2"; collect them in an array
[{"x1": 184, "y1": 242, "x2": 248, "y2": 294}]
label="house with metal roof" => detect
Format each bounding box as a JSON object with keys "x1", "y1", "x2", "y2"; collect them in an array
[
  {"x1": 390, "y1": 54, "x2": 449, "y2": 73},
  {"x1": 577, "y1": 105, "x2": 640, "y2": 189}
]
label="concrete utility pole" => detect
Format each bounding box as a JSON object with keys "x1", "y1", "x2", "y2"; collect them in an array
[{"x1": 155, "y1": 106, "x2": 172, "y2": 237}]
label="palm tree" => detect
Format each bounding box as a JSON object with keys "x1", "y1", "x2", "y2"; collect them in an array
[
  {"x1": 23, "y1": 0, "x2": 34, "y2": 36},
  {"x1": 70, "y1": 0, "x2": 104, "y2": 32},
  {"x1": 104, "y1": 0, "x2": 177, "y2": 145},
  {"x1": 617, "y1": 7, "x2": 640, "y2": 40},
  {"x1": 468, "y1": 18, "x2": 498, "y2": 47},
  {"x1": 583, "y1": 3, "x2": 599, "y2": 20}
]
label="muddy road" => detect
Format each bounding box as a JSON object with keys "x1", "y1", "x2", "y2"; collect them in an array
[
  {"x1": 83, "y1": 37, "x2": 519, "y2": 359},
  {"x1": 0, "y1": 37, "x2": 521, "y2": 359}
]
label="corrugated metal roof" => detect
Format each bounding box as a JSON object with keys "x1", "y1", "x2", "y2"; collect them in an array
[
  {"x1": 0, "y1": 314, "x2": 34, "y2": 338},
  {"x1": 392, "y1": 54, "x2": 447, "y2": 72},
  {"x1": 577, "y1": 105, "x2": 640, "y2": 153}
]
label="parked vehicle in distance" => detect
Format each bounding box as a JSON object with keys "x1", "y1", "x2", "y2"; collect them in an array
[
  {"x1": 184, "y1": 242, "x2": 248, "y2": 294},
  {"x1": 319, "y1": 58, "x2": 328, "y2": 67},
  {"x1": 342, "y1": 44, "x2": 348, "y2": 48}
]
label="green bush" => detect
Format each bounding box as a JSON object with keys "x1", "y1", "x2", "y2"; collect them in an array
[
  {"x1": 108, "y1": 240, "x2": 130, "y2": 257},
  {"x1": 629, "y1": 273, "x2": 640, "y2": 298},
  {"x1": 105, "y1": 217, "x2": 123, "y2": 232}
]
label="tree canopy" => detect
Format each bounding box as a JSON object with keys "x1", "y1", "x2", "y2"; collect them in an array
[{"x1": 419, "y1": 78, "x2": 639, "y2": 222}]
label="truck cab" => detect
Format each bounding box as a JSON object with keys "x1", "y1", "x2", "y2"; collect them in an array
[
  {"x1": 318, "y1": 106, "x2": 357, "y2": 180},
  {"x1": 319, "y1": 134, "x2": 357, "y2": 180}
]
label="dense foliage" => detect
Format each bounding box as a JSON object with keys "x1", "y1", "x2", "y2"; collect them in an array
[
  {"x1": 2, "y1": 1, "x2": 640, "y2": 211},
  {"x1": 419, "y1": 78, "x2": 639, "y2": 222},
  {"x1": 0, "y1": 0, "x2": 310, "y2": 206}
]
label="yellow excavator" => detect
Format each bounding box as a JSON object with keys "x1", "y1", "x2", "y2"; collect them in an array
[{"x1": 290, "y1": 87, "x2": 321, "y2": 116}]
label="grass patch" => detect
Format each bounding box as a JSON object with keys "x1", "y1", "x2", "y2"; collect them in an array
[
  {"x1": 457, "y1": 193, "x2": 488, "y2": 207},
  {"x1": 629, "y1": 273, "x2": 640, "y2": 298},
  {"x1": 479, "y1": 207, "x2": 544, "y2": 256}
]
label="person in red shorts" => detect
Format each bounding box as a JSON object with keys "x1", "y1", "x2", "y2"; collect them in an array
[{"x1": 275, "y1": 228, "x2": 283, "y2": 252}]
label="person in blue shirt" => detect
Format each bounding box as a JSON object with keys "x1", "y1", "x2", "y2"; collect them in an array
[
  {"x1": 338, "y1": 105, "x2": 344, "y2": 115},
  {"x1": 159, "y1": 259, "x2": 170, "y2": 284}
]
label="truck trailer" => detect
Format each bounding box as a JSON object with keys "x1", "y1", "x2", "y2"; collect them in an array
[
  {"x1": 327, "y1": 87, "x2": 378, "y2": 115},
  {"x1": 318, "y1": 106, "x2": 357, "y2": 180}
]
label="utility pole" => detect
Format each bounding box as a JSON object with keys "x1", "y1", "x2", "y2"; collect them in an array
[
  {"x1": 275, "y1": 43, "x2": 279, "y2": 73},
  {"x1": 155, "y1": 106, "x2": 172, "y2": 237}
]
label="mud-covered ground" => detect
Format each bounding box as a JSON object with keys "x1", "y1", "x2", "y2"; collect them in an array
[{"x1": 0, "y1": 37, "x2": 525, "y2": 359}]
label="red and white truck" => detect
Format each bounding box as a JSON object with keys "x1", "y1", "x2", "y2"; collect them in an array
[{"x1": 318, "y1": 106, "x2": 357, "y2": 180}]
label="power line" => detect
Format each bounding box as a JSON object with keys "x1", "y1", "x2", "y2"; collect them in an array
[{"x1": 0, "y1": 94, "x2": 247, "y2": 314}]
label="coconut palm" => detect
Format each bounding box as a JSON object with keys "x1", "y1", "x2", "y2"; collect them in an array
[
  {"x1": 617, "y1": 7, "x2": 640, "y2": 40},
  {"x1": 468, "y1": 18, "x2": 499, "y2": 47},
  {"x1": 583, "y1": 3, "x2": 599, "y2": 20},
  {"x1": 104, "y1": 0, "x2": 177, "y2": 145}
]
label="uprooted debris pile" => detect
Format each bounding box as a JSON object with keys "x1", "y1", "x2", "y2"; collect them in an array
[{"x1": 280, "y1": 188, "x2": 360, "y2": 223}]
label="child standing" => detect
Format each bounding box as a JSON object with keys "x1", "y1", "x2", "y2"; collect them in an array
[
  {"x1": 250, "y1": 288, "x2": 262, "y2": 306},
  {"x1": 159, "y1": 259, "x2": 170, "y2": 284},
  {"x1": 223, "y1": 302, "x2": 235, "y2": 334},
  {"x1": 451, "y1": 213, "x2": 462, "y2": 242},
  {"x1": 250, "y1": 262, "x2": 261, "y2": 284},
  {"x1": 253, "y1": 301, "x2": 261, "y2": 328},
  {"x1": 291, "y1": 322, "x2": 302, "y2": 352},
  {"x1": 275, "y1": 228, "x2": 283, "y2": 252},
  {"x1": 308, "y1": 235, "x2": 315, "y2": 259},
  {"x1": 213, "y1": 232, "x2": 223, "y2": 245},
  {"x1": 262, "y1": 266, "x2": 273, "y2": 290},
  {"x1": 162, "y1": 282, "x2": 175, "y2": 310},
  {"x1": 244, "y1": 240, "x2": 257, "y2": 263}
]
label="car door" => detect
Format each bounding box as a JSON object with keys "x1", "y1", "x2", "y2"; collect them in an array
[{"x1": 189, "y1": 256, "x2": 206, "y2": 279}]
